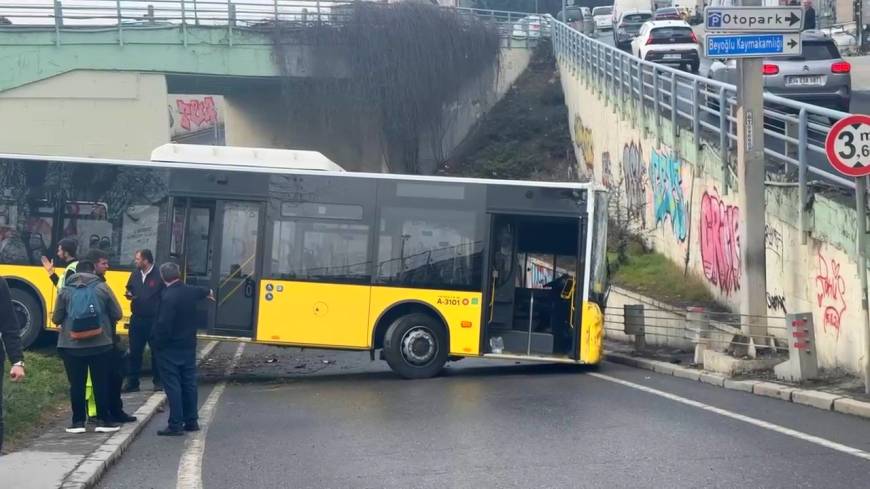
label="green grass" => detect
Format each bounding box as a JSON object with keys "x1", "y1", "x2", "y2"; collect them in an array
[
  {"x1": 2, "y1": 348, "x2": 67, "y2": 451},
  {"x1": 610, "y1": 245, "x2": 723, "y2": 310}
]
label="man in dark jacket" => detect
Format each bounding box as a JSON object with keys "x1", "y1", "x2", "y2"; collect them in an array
[
  {"x1": 153, "y1": 262, "x2": 213, "y2": 436},
  {"x1": 0, "y1": 276, "x2": 25, "y2": 453},
  {"x1": 41, "y1": 238, "x2": 78, "y2": 288},
  {"x1": 123, "y1": 249, "x2": 163, "y2": 393},
  {"x1": 803, "y1": 0, "x2": 816, "y2": 30},
  {"x1": 53, "y1": 260, "x2": 123, "y2": 434}
]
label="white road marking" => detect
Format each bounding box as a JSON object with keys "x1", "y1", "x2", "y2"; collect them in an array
[
  {"x1": 590, "y1": 372, "x2": 870, "y2": 462},
  {"x1": 177, "y1": 342, "x2": 247, "y2": 489}
]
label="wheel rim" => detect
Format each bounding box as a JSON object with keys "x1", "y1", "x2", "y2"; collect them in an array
[
  {"x1": 11, "y1": 299, "x2": 32, "y2": 338},
  {"x1": 400, "y1": 326, "x2": 437, "y2": 366}
]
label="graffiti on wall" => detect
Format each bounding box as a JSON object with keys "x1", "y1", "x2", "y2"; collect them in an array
[
  {"x1": 766, "y1": 292, "x2": 787, "y2": 314},
  {"x1": 602, "y1": 151, "x2": 616, "y2": 190},
  {"x1": 621, "y1": 141, "x2": 646, "y2": 226},
  {"x1": 815, "y1": 251, "x2": 847, "y2": 338},
  {"x1": 168, "y1": 94, "x2": 225, "y2": 143},
  {"x1": 650, "y1": 149, "x2": 687, "y2": 241},
  {"x1": 699, "y1": 188, "x2": 741, "y2": 296},
  {"x1": 573, "y1": 115, "x2": 594, "y2": 169},
  {"x1": 764, "y1": 224, "x2": 783, "y2": 257}
]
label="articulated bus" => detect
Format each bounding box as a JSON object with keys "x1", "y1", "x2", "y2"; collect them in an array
[{"x1": 0, "y1": 146, "x2": 608, "y2": 378}]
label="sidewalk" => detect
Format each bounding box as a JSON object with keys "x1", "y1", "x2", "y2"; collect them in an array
[{"x1": 0, "y1": 341, "x2": 218, "y2": 489}]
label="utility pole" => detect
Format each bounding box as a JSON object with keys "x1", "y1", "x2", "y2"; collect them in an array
[
  {"x1": 858, "y1": 0, "x2": 865, "y2": 54},
  {"x1": 734, "y1": 0, "x2": 768, "y2": 343}
]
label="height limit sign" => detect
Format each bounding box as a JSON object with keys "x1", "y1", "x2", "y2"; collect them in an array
[{"x1": 826, "y1": 115, "x2": 870, "y2": 177}]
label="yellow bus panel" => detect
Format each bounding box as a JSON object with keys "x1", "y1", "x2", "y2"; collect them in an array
[
  {"x1": 0, "y1": 264, "x2": 56, "y2": 328},
  {"x1": 105, "y1": 270, "x2": 134, "y2": 332},
  {"x1": 368, "y1": 287, "x2": 482, "y2": 357},
  {"x1": 580, "y1": 301, "x2": 604, "y2": 364},
  {"x1": 256, "y1": 280, "x2": 371, "y2": 348}
]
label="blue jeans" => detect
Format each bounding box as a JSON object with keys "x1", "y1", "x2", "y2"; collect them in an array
[{"x1": 156, "y1": 347, "x2": 197, "y2": 429}]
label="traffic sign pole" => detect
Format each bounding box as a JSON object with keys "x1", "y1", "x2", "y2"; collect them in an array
[{"x1": 857, "y1": 176, "x2": 870, "y2": 394}]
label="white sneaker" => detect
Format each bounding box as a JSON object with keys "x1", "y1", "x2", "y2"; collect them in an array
[
  {"x1": 95, "y1": 421, "x2": 121, "y2": 433},
  {"x1": 65, "y1": 423, "x2": 86, "y2": 434}
]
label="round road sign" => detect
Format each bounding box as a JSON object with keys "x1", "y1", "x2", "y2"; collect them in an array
[{"x1": 825, "y1": 114, "x2": 870, "y2": 178}]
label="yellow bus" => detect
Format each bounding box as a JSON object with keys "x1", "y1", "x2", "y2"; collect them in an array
[{"x1": 0, "y1": 148, "x2": 608, "y2": 378}]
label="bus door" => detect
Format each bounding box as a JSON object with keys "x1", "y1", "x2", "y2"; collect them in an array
[
  {"x1": 170, "y1": 198, "x2": 216, "y2": 332},
  {"x1": 212, "y1": 200, "x2": 264, "y2": 335}
]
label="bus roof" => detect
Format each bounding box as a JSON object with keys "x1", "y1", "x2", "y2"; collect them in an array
[
  {"x1": 150, "y1": 144, "x2": 346, "y2": 172},
  {"x1": 0, "y1": 150, "x2": 603, "y2": 191}
]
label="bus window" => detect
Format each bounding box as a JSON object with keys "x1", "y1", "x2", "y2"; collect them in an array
[
  {"x1": 270, "y1": 220, "x2": 370, "y2": 283},
  {"x1": 376, "y1": 206, "x2": 483, "y2": 291}
]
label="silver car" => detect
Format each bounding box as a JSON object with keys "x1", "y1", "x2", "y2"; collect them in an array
[{"x1": 708, "y1": 31, "x2": 851, "y2": 112}]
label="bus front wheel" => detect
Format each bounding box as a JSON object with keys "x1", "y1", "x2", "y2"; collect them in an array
[
  {"x1": 11, "y1": 288, "x2": 43, "y2": 349},
  {"x1": 383, "y1": 313, "x2": 448, "y2": 379}
]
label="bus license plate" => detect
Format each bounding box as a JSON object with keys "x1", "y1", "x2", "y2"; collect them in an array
[
  {"x1": 786, "y1": 75, "x2": 824, "y2": 87},
  {"x1": 663, "y1": 54, "x2": 681, "y2": 60}
]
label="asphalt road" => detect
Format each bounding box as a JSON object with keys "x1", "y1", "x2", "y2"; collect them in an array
[{"x1": 96, "y1": 342, "x2": 870, "y2": 489}]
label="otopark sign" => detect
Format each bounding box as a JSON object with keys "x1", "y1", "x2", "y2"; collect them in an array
[
  {"x1": 825, "y1": 114, "x2": 870, "y2": 177},
  {"x1": 705, "y1": 6, "x2": 804, "y2": 32}
]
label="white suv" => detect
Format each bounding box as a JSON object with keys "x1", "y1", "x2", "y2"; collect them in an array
[{"x1": 631, "y1": 20, "x2": 700, "y2": 73}]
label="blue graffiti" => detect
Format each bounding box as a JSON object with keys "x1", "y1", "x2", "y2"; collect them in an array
[{"x1": 650, "y1": 150, "x2": 688, "y2": 241}]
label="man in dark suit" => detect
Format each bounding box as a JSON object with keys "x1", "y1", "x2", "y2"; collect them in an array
[
  {"x1": 0, "y1": 276, "x2": 25, "y2": 453},
  {"x1": 152, "y1": 262, "x2": 213, "y2": 436}
]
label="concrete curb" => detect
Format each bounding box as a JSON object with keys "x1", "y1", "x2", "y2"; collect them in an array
[
  {"x1": 605, "y1": 350, "x2": 870, "y2": 421},
  {"x1": 58, "y1": 340, "x2": 220, "y2": 489}
]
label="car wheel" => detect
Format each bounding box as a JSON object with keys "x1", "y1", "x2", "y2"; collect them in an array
[
  {"x1": 383, "y1": 313, "x2": 448, "y2": 379},
  {"x1": 689, "y1": 61, "x2": 700, "y2": 74}
]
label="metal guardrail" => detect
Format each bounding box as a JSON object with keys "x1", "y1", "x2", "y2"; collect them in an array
[
  {"x1": 549, "y1": 17, "x2": 857, "y2": 233},
  {"x1": 0, "y1": 0, "x2": 535, "y2": 29}
]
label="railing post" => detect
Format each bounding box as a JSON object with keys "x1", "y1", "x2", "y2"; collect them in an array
[
  {"x1": 637, "y1": 60, "x2": 645, "y2": 133},
  {"x1": 146, "y1": 4, "x2": 154, "y2": 24},
  {"x1": 692, "y1": 79, "x2": 700, "y2": 163},
  {"x1": 798, "y1": 107, "x2": 809, "y2": 244},
  {"x1": 316, "y1": 0, "x2": 322, "y2": 27},
  {"x1": 228, "y1": 1, "x2": 235, "y2": 46},
  {"x1": 116, "y1": 0, "x2": 123, "y2": 46},
  {"x1": 274, "y1": 0, "x2": 279, "y2": 22},
  {"x1": 53, "y1": 0, "x2": 63, "y2": 46},
  {"x1": 719, "y1": 87, "x2": 729, "y2": 191},
  {"x1": 181, "y1": 0, "x2": 188, "y2": 46},
  {"x1": 652, "y1": 66, "x2": 661, "y2": 146},
  {"x1": 619, "y1": 52, "x2": 625, "y2": 118}
]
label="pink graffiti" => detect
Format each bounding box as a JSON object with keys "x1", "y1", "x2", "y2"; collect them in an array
[
  {"x1": 176, "y1": 97, "x2": 217, "y2": 131},
  {"x1": 815, "y1": 252, "x2": 847, "y2": 338},
  {"x1": 699, "y1": 189, "x2": 741, "y2": 296}
]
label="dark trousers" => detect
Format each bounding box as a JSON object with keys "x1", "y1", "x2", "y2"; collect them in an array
[
  {"x1": 60, "y1": 350, "x2": 112, "y2": 423},
  {"x1": 0, "y1": 367, "x2": 4, "y2": 453},
  {"x1": 128, "y1": 315, "x2": 159, "y2": 386},
  {"x1": 157, "y1": 347, "x2": 197, "y2": 429},
  {"x1": 108, "y1": 346, "x2": 126, "y2": 418}
]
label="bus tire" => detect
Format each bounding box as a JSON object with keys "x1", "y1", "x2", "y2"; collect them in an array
[
  {"x1": 383, "y1": 313, "x2": 448, "y2": 379},
  {"x1": 10, "y1": 288, "x2": 43, "y2": 349}
]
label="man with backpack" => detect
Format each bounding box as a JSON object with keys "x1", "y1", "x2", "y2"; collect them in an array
[{"x1": 53, "y1": 260, "x2": 123, "y2": 434}]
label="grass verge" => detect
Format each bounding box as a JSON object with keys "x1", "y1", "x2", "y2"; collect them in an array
[
  {"x1": 2, "y1": 347, "x2": 67, "y2": 452},
  {"x1": 609, "y1": 243, "x2": 724, "y2": 310}
]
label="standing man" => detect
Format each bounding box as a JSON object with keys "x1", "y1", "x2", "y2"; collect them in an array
[
  {"x1": 152, "y1": 262, "x2": 213, "y2": 436},
  {"x1": 0, "y1": 276, "x2": 25, "y2": 453},
  {"x1": 85, "y1": 249, "x2": 135, "y2": 424},
  {"x1": 123, "y1": 249, "x2": 163, "y2": 393},
  {"x1": 803, "y1": 0, "x2": 816, "y2": 30},
  {"x1": 53, "y1": 260, "x2": 122, "y2": 434},
  {"x1": 41, "y1": 238, "x2": 78, "y2": 288}
]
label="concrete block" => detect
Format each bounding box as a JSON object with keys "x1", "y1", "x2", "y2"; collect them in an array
[
  {"x1": 703, "y1": 350, "x2": 783, "y2": 376},
  {"x1": 700, "y1": 372, "x2": 726, "y2": 387},
  {"x1": 673, "y1": 367, "x2": 702, "y2": 381},
  {"x1": 753, "y1": 381, "x2": 797, "y2": 401},
  {"x1": 723, "y1": 379, "x2": 761, "y2": 392},
  {"x1": 792, "y1": 390, "x2": 843, "y2": 411},
  {"x1": 653, "y1": 362, "x2": 677, "y2": 375},
  {"x1": 634, "y1": 358, "x2": 658, "y2": 372},
  {"x1": 833, "y1": 398, "x2": 870, "y2": 419}
]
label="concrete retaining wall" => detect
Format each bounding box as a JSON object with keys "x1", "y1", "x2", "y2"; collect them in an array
[{"x1": 558, "y1": 57, "x2": 865, "y2": 374}]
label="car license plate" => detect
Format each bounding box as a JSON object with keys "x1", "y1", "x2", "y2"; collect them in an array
[
  {"x1": 786, "y1": 75, "x2": 824, "y2": 87},
  {"x1": 663, "y1": 54, "x2": 681, "y2": 60}
]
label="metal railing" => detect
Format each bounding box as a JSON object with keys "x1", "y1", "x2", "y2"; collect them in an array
[
  {"x1": 0, "y1": 0, "x2": 536, "y2": 29},
  {"x1": 549, "y1": 17, "x2": 857, "y2": 234}
]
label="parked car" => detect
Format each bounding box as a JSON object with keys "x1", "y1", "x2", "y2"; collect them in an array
[
  {"x1": 707, "y1": 31, "x2": 851, "y2": 112},
  {"x1": 653, "y1": 7, "x2": 682, "y2": 20},
  {"x1": 556, "y1": 7, "x2": 594, "y2": 35},
  {"x1": 512, "y1": 15, "x2": 548, "y2": 39},
  {"x1": 612, "y1": 0, "x2": 651, "y2": 30},
  {"x1": 592, "y1": 6, "x2": 614, "y2": 32},
  {"x1": 613, "y1": 9, "x2": 652, "y2": 51},
  {"x1": 631, "y1": 20, "x2": 700, "y2": 72}
]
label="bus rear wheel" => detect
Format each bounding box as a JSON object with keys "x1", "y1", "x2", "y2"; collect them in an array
[
  {"x1": 383, "y1": 313, "x2": 448, "y2": 379},
  {"x1": 11, "y1": 288, "x2": 43, "y2": 349}
]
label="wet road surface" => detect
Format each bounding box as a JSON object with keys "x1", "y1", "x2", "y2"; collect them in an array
[{"x1": 96, "y1": 342, "x2": 870, "y2": 489}]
